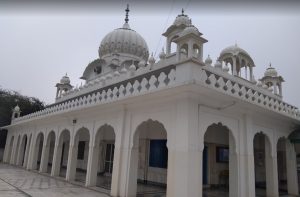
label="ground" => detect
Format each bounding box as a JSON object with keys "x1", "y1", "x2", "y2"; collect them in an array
[
  {"x1": 0, "y1": 163, "x2": 298, "y2": 197},
  {"x1": 0, "y1": 163, "x2": 109, "y2": 197}
]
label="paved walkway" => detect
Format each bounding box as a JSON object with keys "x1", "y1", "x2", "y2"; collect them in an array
[
  {"x1": 0, "y1": 163, "x2": 109, "y2": 197},
  {"x1": 0, "y1": 163, "x2": 298, "y2": 197}
]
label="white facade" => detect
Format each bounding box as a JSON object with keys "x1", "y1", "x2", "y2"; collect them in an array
[{"x1": 2, "y1": 8, "x2": 300, "y2": 197}]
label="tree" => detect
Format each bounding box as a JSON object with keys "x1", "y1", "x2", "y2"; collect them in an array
[{"x1": 0, "y1": 88, "x2": 46, "y2": 149}]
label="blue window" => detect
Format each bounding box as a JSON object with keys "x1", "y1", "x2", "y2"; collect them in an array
[
  {"x1": 149, "y1": 140, "x2": 168, "y2": 168},
  {"x1": 216, "y1": 146, "x2": 229, "y2": 163}
]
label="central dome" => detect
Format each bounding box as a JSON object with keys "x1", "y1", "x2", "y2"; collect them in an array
[{"x1": 98, "y1": 24, "x2": 149, "y2": 62}]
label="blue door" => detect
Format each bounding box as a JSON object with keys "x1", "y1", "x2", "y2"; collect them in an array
[{"x1": 203, "y1": 146, "x2": 208, "y2": 185}]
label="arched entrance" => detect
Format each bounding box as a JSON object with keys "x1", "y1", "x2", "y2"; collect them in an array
[
  {"x1": 253, "y1": 132, "x2": 276, "y2": 197},
  {"x1": 203, "y1": 123, "x2": 238, "y2": 197},
  {"x1": 17, "y1": 135, "x2": 27, "y2": 166},
  {"x1": 52, "y1": 129, "x2": 70, "y2": 178},
  {"x1": 129, "y1": 119, "x2": 168, "y2": 196},
  {"x1": 40, "y1": 131, "x2": 56, "y2": 173},
  {"x1": 32, "y1": 132, "x2": 44, "y2": 170},
  {"x1": 67, "y1": 127, "x2": 90, "y2": 184},
  {"x1": 86, "y1": 124, "x2": 116, "y2": 189},
  {"x1": 277, "y1": 137, "x2": 288, "y2": 195}
]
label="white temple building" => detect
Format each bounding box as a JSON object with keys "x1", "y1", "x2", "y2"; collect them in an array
[{"x1": 2, "y1": 6, "x2": 300, "y2": 197}]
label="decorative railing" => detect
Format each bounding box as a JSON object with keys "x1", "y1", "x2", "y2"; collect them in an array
[
  {"x1": 12, "y1": 58, "x2": 300, "y2": 124},
  {"x1": 199, "y1": 65, "x2": 300, "y2": 119},
  {"x1": 13, "y1": 65, "x2": 176, "y2": 123}
]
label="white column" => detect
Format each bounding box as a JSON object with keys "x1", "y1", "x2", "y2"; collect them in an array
[
  {"x1": 239, "y1": 114, "x2": 256, "y2": 197},
  {"x1": 250, "y1": 67, "x2": 253, "y2": 81},
  {"x1": 232, "y1": 57, "x2": 237, "y2": 75},
  {"x1": 3, "y1": 135, "x2": 11, "y2": 163},
  {"x1": 265, "y1": 136, "x2": 279, "y2": 197},
  {"x1": 167, "y1": 145, "x2": 203, "y2": 197},
  {"x1": 273, "y1": 82, "x2": 278, "y2": 95},
  {"x1": 279, "y1": 85, "x2": 283, "y2": 97},
  {"x1": 10, "y1": 137, "x2": 17, "y2": 164},
  {"x1": 13, "y1": 140, "x2": 19, "y2": 165},
  {"x1": 110, "y1": 109, "x2": 135, "y2": 197},
  {"x1": 176, "y1": 44, "x2": 181, "y2": 62},
  {"x1": 40, "y1": 143, "x2": 50, "y2": 172},
  {"x1": 31, "y1": 138, "x2": 40, "y2": 170},
  {"x1": 286, "y1": 141, "x2": 299, "y2": 195},
  {"x1": 86, "y1": 144, "x2": 100, "y2": 187},
  {"x1": 16, "y1": 139, "x2": 24, "y2": 166},
  {"x1": 166, "y1": 38, "x2": 171, "y2": 55},
  {"x1": 187, "y1": 40, "x2": 193, "y2": 58},
  {"x1": 66, "y1": 144, "x2": 78, "y2": 181},
  {"x1": 229, "y1": 135, "x2": 239, "y2": 197},
  {"x1": 110, "y1": 145, "x2": 126, "y2": 196},
  {"x1": 23, "y1": 137, "x2": 31, "y2": 168},
  {"x1": 51, "y1": 144, "x2": 61, "y2": 176},
  {"x1": 167, "y1": 98, "x2": 202, "y2": 197},
  {"x1": 26, "y1": 134, "x2": 36, "y2": 170}
]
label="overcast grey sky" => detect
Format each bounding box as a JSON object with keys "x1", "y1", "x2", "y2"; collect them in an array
[{"x1": 0, "y1": 1, "x2": 300, "y2": 108}]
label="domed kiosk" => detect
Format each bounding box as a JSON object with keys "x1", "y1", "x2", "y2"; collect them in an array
[{"x1": 219, "y1": 43, "x2": 255, "y2": 82}]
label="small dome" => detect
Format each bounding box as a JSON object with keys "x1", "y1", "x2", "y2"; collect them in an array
[
  {"x1": 220, "y1": 43, "x2": 251, "y2": 57},
  {"x1": 138, "y1": 60, "x2": 146, "y2": 67},
  {"x1": 173, "y1": 10, "x2": 191, "y2": 26},
  {"x1": 219, "y1": 43, "x2": 255, "y2": 67},
  {"x1": 159, "y1": 48, "x2": 166, "y2": 59},
  {"x1": 14, "y1": 105, "x2": 20, "y2": 112},
  {"x1": 223, "y1": 63, "x2": 230, "y2": 72},
  {"x1": 182, "y1": 25, "x2": 200, "y2": 36},
  {"x1": 149, "y1": 53, "x2": 155, "y2": 65},
  {"x1": 264, "y1": 64, "x2": 278, "y2": 77},
  {"x1": 60, "y1": 74, "x2": 70, "y2": 84},
  {"x1": 214, "y1": 60, "x2": 222, "y2": 69},
  {"x1": 98, "y1": 25, "x2": 149, "y2": 62},
  {"x1": 205, "y1": 55, "x2": 212, "y2": 65}
]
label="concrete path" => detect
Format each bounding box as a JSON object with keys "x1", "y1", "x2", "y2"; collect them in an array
[
  {"x1": 0, "y1": 163, "x2": 298, "y2": 197},
  {"x1": 0, "y1": 163, "x2": 110, "y2": 197}
]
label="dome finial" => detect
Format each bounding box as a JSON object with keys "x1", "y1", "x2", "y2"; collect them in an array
[
  {"x1": 125, "y1": 4, "x2": 130, "y2": 24},
  {"x1": 269, "y1": 62, "x2": 272, "y2": 68},
  {"x1": 181, "y1": 8, "x2": 184, "y2": 16}
]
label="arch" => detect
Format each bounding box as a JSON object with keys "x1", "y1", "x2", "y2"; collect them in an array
[
  {"x1": 253, "y1": 132, "x2": 274, "y2": 196},
  {"x1": 67, "y1": 127, "x2": 90, "y2": 184},
  {"x1": 199, "y1": 116, "x2": 239, "y2": 155},
  {"x1": 253, "y1": 131, "x2": 273, "y2": 156},
  {"x1": 74, "y1": 127, "x2": 90, "y2": 143},
  {"x1": 53, "y1": 129, "x2": 71, "y2": 178},
  {"x1": 32, "y1": 132, "x2": 44, "y2": 170},
  {"x1": 276, "y1": 137, "x2": 288, "y2": 194},
  {"x1": 169, "y1": 35, "x2": 179, "y2": 54},
  {"x1": 193, "y1": 43, "x2": 201, "y2": 59},
  {"x1": 128, "y1": 119, "x2": 168, "y2": 196},
  {"x1": 203, "y1": 122, "x2": 238, "y2": 196},
  {"x1": 95, "y1": 124, "x2": 116, "y2": 146},
  {"x1": 40, "y1": 130, "x2": 56, "y2": 173},
  {"x1": 87, "y1": 124, "x2": 116, "y2": 188},
  {"x1": 179, "y1": 43, "x2": 188, "y2": 60},
  {"x1": 58, "y1": 129, "x2": 71, "y2": 145}
]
